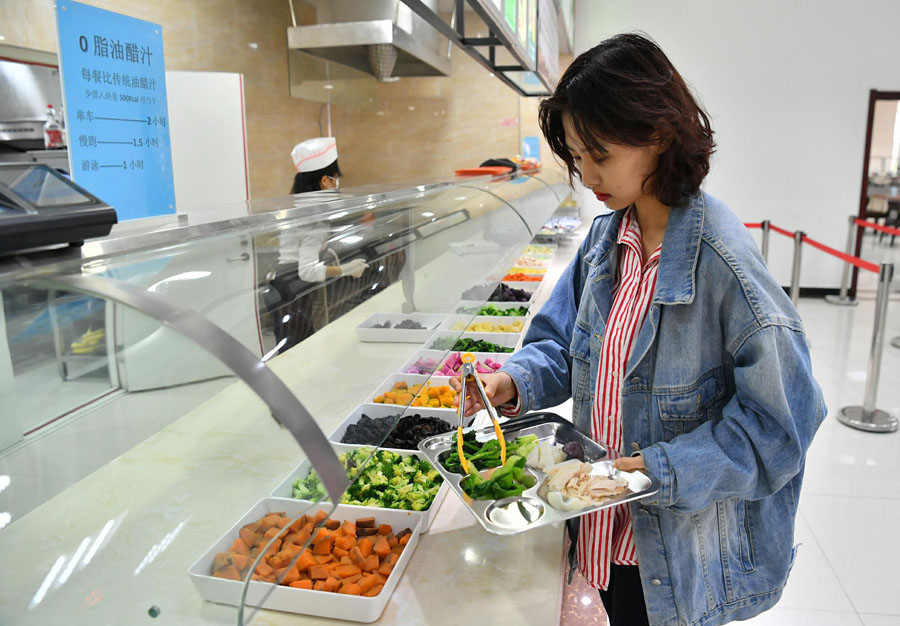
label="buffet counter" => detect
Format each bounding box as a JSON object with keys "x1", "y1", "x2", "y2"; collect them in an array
[{"x1": 0, "y1": 171, "x2": 575, "y2": 625}]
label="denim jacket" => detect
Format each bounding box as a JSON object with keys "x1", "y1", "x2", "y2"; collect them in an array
[{"x1": 501, "y1": 192, "x2": 825, "y2": 626}]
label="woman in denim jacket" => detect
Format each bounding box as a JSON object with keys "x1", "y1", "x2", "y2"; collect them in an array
[{"x1": 458, "y1": 34, "x2": 825, "y2": 625}]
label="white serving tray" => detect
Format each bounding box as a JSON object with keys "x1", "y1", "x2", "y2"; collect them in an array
[
  {"x1": 188, "y1": 499, "x2": 422, "y2": 623},
  {"x1": 522, "y1": 243, "x2": 558, "y2": 255},
  {"x1": 367, "y1": 373, "x2": 459, "y2": 413},
  {"x1": 441, "y1": 314, "x2": 526, "y2": 335},
  {"x1": 355, "y1": 312, "x2": 447, "y2": 343},
  {"x1": 424, "y1": 330, "x2": 520, "y2": 353},
  {"x1": 328, "y1": 403, "x2": 455, "y2": 447},
  {"x1": 400, "y1": 349, "x2": 511, "y2": 377},
  {"x1": 271, "y1": 442, "x2": 445, "y2": 531},
  {"x1": 453, "y1": 301, "x2": 532, "y2": 316}
]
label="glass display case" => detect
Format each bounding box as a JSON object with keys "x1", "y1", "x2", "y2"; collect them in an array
[{"x1": 0, "y1": 169, "x2": 568, "y2": 624}]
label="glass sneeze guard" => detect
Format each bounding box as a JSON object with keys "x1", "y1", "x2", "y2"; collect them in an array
[{"x1": 0, "y1": 169, "x2": 563, "y2": 624}]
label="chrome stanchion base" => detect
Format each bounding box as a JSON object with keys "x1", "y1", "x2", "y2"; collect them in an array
[
  {"x1": 838, "y1": 406, "x2": 899, "y2": 433},
  {"x1": 824, "y1": 295, "x2": 859, "y2": 306},
  {"x1": 891, "y1": 337, "x2": 900, "y2": 349}
]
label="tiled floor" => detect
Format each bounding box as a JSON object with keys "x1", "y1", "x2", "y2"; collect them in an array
[{"x1": 560, "y1": 232, "x2": 900, "y2": 625}]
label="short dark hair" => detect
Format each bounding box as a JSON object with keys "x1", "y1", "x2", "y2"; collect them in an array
[
  {"x1": 290, "y1": 159, "x2": 342, "y2": 194},
  {"x1": 539, "y1": 33, "x2": 715, "y2": 207}
]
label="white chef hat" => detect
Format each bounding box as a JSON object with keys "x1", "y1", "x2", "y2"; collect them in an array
[{"x1": 290, "y1": 137, "x2": 338, "y2": 173}]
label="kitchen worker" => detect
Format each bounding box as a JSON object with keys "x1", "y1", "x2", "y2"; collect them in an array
[
  {"x1": 454, "y1": 34, "x2": 824, "y2": 626},
  {"x1": 268, "y1": 137, "x2": 367, "y2": 352}
]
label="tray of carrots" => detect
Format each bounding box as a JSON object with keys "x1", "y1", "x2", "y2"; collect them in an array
[{"x1": 188, "y1": 499, "x2": 422, "y2": 623}]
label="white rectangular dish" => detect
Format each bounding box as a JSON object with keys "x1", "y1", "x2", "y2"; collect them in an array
[
  {"x1": 327, "y1": 403, "x2": 457, "y2": 448},
  {"x1": 367, "y1": 373, "x2": 459, "y2": 412},
  {"x1": 425, "y1": 331, "x2": 520, "y2": 353},
  {"x1": 399, "y1": 348, "x2": 511, "y2": 377},
  {"x1": 270, "y1": 443, "x2": 446, "y2": 531},
  {"x1": 355, "y1": 312, "x2": 447, "y2": 343},
  {"x1": 188, "y1": 499, "x2": 422, "y2": 623},
  {"x1": 398, "y1": 349, "x2": 446, "y2": 375}
]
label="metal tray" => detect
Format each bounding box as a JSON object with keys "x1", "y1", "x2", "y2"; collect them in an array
[{"x1": 417, "y1": 412, "x2": 660, "y2": 535}]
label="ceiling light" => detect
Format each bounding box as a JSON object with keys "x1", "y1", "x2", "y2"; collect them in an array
[
  {"x1": 247, "y1": 42, "x2": 258, "y2": 50},
  {"x1": 323, "y1": 84, "x2": 334, "y2": 90}
]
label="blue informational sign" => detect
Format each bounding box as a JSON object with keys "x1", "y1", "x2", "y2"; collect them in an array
[
  {"x1": 523, "y1": 136, "x2": 540, "y2": 162},
  {"x1": 56, "y1": 1, "x2": 175, "y2": 221}
]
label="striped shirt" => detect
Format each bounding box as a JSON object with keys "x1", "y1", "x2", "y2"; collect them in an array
[{"x1": 578, "y1": 207, "x2": 662, "y2": 590}]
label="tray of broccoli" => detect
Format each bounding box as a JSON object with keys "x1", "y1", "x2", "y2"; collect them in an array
[{"x1": 270, "y1": 445, "x2": 448, "y2": 532}]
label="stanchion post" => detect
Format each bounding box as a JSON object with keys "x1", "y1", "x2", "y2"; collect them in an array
[
  {"x1": 760, "y1": 220, "x2": 770, "y2": 264},
  {"x1": 790, "y1": 231, "x2": 804, "y2": 306},
  {"x1": 839, "y1": 262, "x2": 899, "y2": 433},
  {"x1": 825, "y1": 215, "x2": 860, "y2": 307}
]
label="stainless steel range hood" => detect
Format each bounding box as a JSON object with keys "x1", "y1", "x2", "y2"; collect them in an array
[{"x1": 288, "y1": 0, "x2": 451, "y2": 82}]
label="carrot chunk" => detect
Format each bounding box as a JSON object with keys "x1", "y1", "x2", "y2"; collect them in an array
[
  {"x1": 373, "y1": 537, "x2": 391, "y2": 558},
  {"x1": 289, "y1": 579, "x2": 313, "y2": 589},
  {"x1": 213, "y1": 565, "x2": 241, "y2": 581},
  {"x1": 363, "y1": 554, "x2": 379, "y2": 572},
  {"x1": 339, "y1": 582, "x2": 362, "y2": 595},
  {"x1": 313, "y1": 536, "x2": 334, "y2": 555},
  {"x1": 349, "y1": 546, "x2": 366, "y2": 567},
  {"x1": 364, "y1": 584, "x2": 384, "y2": 597},
  {"x1": 335, "y1": 564, "x2": 362, "y2": 578},
  {"x1": 358, "y1": 575, "x2": 377, "y2": 594}
]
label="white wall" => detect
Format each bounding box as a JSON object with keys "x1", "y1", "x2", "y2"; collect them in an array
[
  {"x1": 575, "y1": 0, "x2": 900, "y2": 289},
  {"x1": 166, "y1": 71, "x2": 250, "y2": 215}
]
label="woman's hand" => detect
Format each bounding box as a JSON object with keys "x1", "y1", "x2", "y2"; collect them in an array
[
  {"x1": 613, "y1": 454, "x2": 645, "y2": 472},
  {"x1": 449, "y1": 372, "x2": 517, "y2": 416}
]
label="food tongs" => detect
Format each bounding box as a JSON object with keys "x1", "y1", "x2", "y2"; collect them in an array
[{"x1": 456, "y1": 353, "x2": 507, "y2": 475}]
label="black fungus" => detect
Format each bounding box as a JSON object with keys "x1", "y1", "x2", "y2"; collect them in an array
[
  {"x1": 341, "y1": 413, "x2": 453, "y2": 449},
  {"x1": 462, "y1": 283, "x2": 532, "y2": 303},
  {"x1": 562, "y1": 441, "x2": 587, "y2": 461}
]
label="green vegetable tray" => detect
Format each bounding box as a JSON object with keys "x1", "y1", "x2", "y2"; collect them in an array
[
  {"x1": 417, "y1": 413, "x2": 660, "y2": 536},
  {"x1": 270, "y1": 444, "x2": 449, "y2": 533}
]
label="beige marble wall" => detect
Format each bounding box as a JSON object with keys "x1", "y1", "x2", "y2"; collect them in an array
[
  {"x1": 1, "y1": 1, "x2": 568, "y2": 197},
  {"x1": 332, "y1": 50, "x2": 571, "y2": 188}
]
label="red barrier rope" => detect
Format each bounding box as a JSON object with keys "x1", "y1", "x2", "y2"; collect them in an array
[
  {"x1": 854, "y1": 217, "x2": 900, "y2": 239},
  {"x1": 743, "y1": 221, "x2": 879, "y2": 273},
  {"x1": 801, "y1": 235, "x2": 879, "y2": 273},
  {"x1": 769, "y1": 224, "x2": 795, "y2": 238}
]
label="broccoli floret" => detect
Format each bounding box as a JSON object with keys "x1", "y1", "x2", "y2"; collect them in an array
[
  {"x1": 417, "y1": 460, "x2": 432, "y2": 473},
  {"x1": 389, "y1": 475, "x2": 407, "y2": 487}
]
